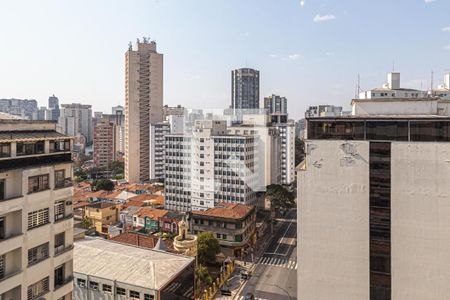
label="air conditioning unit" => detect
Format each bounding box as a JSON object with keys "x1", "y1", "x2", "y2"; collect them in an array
[
  {"x1": 79, "y1": 282, "x2": 86, "y2": 288},
  {"x1": 66, "y1": 201, "x2": 73, "y2": 205}
]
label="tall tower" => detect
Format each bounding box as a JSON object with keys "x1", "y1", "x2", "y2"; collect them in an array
[
  {"x1": 231, "y1": 68, "x2": 260, "y2": 110},
  {"x1": 125, "y1": 39, "x2": 163, "y2": 183}
]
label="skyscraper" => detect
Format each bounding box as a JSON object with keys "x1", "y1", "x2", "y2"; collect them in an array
[
  {"x1": 48, "y1": 94, "x2": 60, "y2": 121},
  {"x1": 231, "y1": 68, "x2": 260, "y2": 110},
  {"x1": 264, "y1": 94, "x2": 287, "y2": 115},
  {"x1": 58, "y1": 103, "x2": 93, "y2": 143},
  {"x1": 125, "y1": 38, "x2": 163, "y2": 183}
]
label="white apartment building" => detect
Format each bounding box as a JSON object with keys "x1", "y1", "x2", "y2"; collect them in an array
[
  {"x1": 125, "y1": 39, "x2": 163, "y2": 183},
  {"x1": 58, "y1": 103, "x2": 93, "y2": 143},
  {"x1": 298, "y1": 73, "x2": 450, "y2": 300},
  {"x1": 149, "y1": 122, "x2": 170, "y2": 181},
  {"x1": 164, "y1": 120, "x2": 258, "y2": 212},
  {"x1": 276, "y1": 121, "x2": 295, "y2": 184},
  {"x1": 0, "y1": 119, "x2": 74, "y2": 300}
]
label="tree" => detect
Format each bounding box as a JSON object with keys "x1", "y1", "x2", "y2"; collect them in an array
[
  {"x1": 265, "y1": 184, "x2": 296, "y2": 212},
  {"x1": 81, "y1": 216, "x2": 93, "y2": 229},
  {"x1": 197, "y1": 232, "x2": 220, "y2": 265},
  {"x1": 295, "y1": 138, "x2": 305, "y2": 166},
  {"x1": 93, "y1": 179, "x2": 115, "y2": 191},
  {"x1": 109, "y1": 160, "x2": 124, "y2": 176},
  {"x1": 195, "y1": 264, "x2": 212, "y2": 297}
]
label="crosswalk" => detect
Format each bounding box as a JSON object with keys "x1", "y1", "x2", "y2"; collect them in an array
[{"x1": 257, "y1": 256, "x2": 297, "y2": 270}]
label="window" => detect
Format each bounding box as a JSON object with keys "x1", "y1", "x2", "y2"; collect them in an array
[
  {"x1": 103, "y1": 284, "x2": 112, "y2": 293},
  {"x1": 54, "y1": 265, "x2": 64, "y2": 288},
  {"x1": 54, "y1": 170, "x2": 65, "y2": 188},
  {"x1": 144, "y1": 294, "x2": 155, "y2": 300},
  {"x1": 28, "y1": 174, "x2": 49, "y2": 193},
  {"x1": 28, "y1": 208, "x2": 49, "y2": 229},
  {"x1": 17, "y1": 141, "x2": 45, "y2": 156},
  {"x1": 77, "y1": 278, "x2": 86, "y2": 287},
  {"x1": 0, "y1": 143, "x2": 10, "y2": 158},
  {"x1": 222, "y1": 234, "x2": 227, "y2": 240},
  {"x1": 28, "y1": 243, "x2": 49, "y2": 265},
  {"x1": 54, "y1": 232, "x2": 65, "y2": 254},
  {"x1": 0, "y1": 179, "x2": 4, "y2": 201},
  {"x1": 27, "y1": 276, "x2": 49, "y2": 300},
  {"x1": 0, "y1": 254, "x2": 4, "y2": 279},
  {"x1": 89, "y1": 281, "x2": 99, "y2": 290},
  {"x1": 116, "y1": 287, "x2": 126, "y2": 295},
  {"x1": 55, "y1": 201, "x2": 65, "y2": 221},
  {"x1": 130, "y1": 290, "x2": 140, "y2": 299}
]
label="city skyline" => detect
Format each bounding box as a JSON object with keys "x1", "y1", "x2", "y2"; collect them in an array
[{"x1": 1, "y1": 0, "x2": 450, "y2": 120}]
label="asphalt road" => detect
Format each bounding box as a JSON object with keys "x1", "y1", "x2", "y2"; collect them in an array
[{"x1": 237, "y1": 209, "x2": 297, "y2": 300}]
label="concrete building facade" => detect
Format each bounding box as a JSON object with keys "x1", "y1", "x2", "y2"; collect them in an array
[
  {"x1": 93, "y1": 121, "x2": 116, "y2": 168},
  {"x1": 264, "y1": 94, "x2": 287, "y2": 115},
  {"x1": 149, "y1": 122, "x2": 170, "y2": 180},
  {"x1": 231, "y1": 68, "x2": 260, "y2": 110},
  {"x1": 125, "y1": 39, "x2": 164, "y2": 183},
  {"x1": 0, "y1": 119, "x2": 74, "y2": 300}
]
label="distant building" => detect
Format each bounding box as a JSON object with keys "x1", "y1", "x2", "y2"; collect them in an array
[
  {"x1": 48, "y1": 94, "x2": 60, "y2": 121},
  {"x1": 167, "y1": 114, "x2": 185, "y2": 134},
  {"x1": 0, "y1": 118, "x2": 74, "y2": 300},
  {"x1": 305, "y1": 104, "x2": 344, "y2": 118},
  {"x1": 231, "y1": 68, "x2": 260, "y2": 110},
  {"x1": 125, "y1": 39, "x2": 164, "y2": 183},
  {"x1": 431, "y1": 73, "x2": 450, "y2": 100},
  {"x1": 264, "y1": 94, "x2": 287, "y2": 115},
  {"x1": 33, "y1": 106, "x2": 52, "y2": 120},
  {"x1": 163, "y1": 104, "x2": 185, "y2": 119},
  {"x1": 111, "y1": 105, "x2": 124, "y2": 115},
  {"x1": 73, "y1": 238, "x2": 195, "y2": 300},
  {"x1": 149, "y1": 122, "x2": 170, "y2": 180},
  {"x1": 93, "y1": 121, "x2": 116, "y2": 168},
  {"x1": 0, "y1": 98, "x2": 38, "y2": 119},
  {"x1": 191, "y1": 203, "x2": 256, "y2": 257},
  {"x1": 59, "y1": 103, "x2": 93, "y2": 143}
]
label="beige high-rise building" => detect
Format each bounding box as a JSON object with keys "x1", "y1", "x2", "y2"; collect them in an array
[
  {"x1": 125, "y1": 39, "x2": 163, "y2": 183},
  {"x1": 0, "y1": 117, "x2": 74, "y2": 300}
]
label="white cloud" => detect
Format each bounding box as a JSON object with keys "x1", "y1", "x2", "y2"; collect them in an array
[
  {"x1": 442, "y1": 27, "x2": 450, "y2": 32},
  {"x1": 239, "y1": 32, "x2": 250, "y2": 37},
  {"x1": 325, "y1": 52, "x2": 335, "y2": 56},
  {"x1": 269, "y1": 54, "x2": 278, "y2": 58},
  {"x1": 445, "y1": 45, "x2": 450, "y2": 50},
  {"x1": 300, "y1": 0, "x2": 305, "y2": 7},
  {"x1": 424, "y1": 0, "x2": 436, "y2": 3},
  {"x1": 313, "y1": 14, "x2": 336, "y2": 22},
  {"x1": 287, "y1": 54, "x2": 301, "y2": 60}
]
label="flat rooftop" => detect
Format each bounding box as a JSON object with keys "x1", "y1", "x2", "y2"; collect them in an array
[{"x1": 74, "y1": 238, "x2": 194, "y2": 290}]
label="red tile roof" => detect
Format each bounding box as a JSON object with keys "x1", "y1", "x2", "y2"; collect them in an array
[
  {"x1": 136, "y1": 207, "x2": 169, "y2": 219},
  {"x1": 110, "y1": 232, "x2": 173, "y2": 250},
  {"x1": 192, "y1": 203, "x2": 254, "y2": 219}
]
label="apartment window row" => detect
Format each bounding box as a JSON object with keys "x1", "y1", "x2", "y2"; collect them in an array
[
  {"x1": 49, "y1": 140, "x2": 71, "y2": 153},
  {"x1": 77, "y1": 279, "x2": 153, "y2": 299},
  {"x1": 17, "y1": 141, "x2": 45, "y2": 156},
  {"x1": 0, "y1": 143, "x2": 10, "y2": 158},
  {"x1": 0, "y1": 254, "x2": 4, "y2": 279},
  {"x1": 27, "y1": 276, "x2": 49, "y2": 300},
  {"x1": 28, "y1": 242, "x2": 49, "y2": 266},
  {"x1": 28, "y1": 208, "x2": 49, "y2": 229},
  {"x1": 28, "y1": 174, "x2": 49, "y2": 194}
]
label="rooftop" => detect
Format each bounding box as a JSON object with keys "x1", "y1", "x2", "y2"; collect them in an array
[
  {"x1": 110, "y1": 232, "x2": 172, "y2": 250},
  {"x1": 86, "y1": 201, "x2": 117, "y2": 209},
  {"x1": 192, "y1": 203, "x2": 254, "y2": 220},
  {"x1": 74, "y1": 238, "x2": 193, "y2": 290},
  {"x1": 136, "y1": 207, "x2": 169, "y2": 219}
]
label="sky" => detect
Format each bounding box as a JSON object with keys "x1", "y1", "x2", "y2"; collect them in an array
[{"x1": 0, "y1": 0, "x2": 449, "y2": 120}]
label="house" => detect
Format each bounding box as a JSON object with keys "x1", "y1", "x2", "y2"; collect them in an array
[
  {"x1": 110, "y1": 232, "x2": 173, "y2": 250},
  {"x1": 132, "y1": 207, "x2": 169, "y2": 231},
  {"x1": 84, "y1": 202, "x2": 119, "y2": 237},
  {"x1": 191, "y1": 203, "x2": 256, "y2": 257}
]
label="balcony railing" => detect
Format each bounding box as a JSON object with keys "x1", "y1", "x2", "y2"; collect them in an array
[
  {"x1": 54, "y1": 213, "x2": 73, "y2": 223},
  {"x1": 54, "y1": 244, "x2": 74, "y2": 257},
  {"x1": 0, "y1": 194, "x2": 23, "y2": 202},
  {"x1": 54, "y1": 178, "x2": 73, "y2": 190},
  {"x1": 54, "y1": 276, "x2": 74, "y2": 291}
]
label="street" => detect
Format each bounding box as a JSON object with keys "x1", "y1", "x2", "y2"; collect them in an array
[{"x1": 237, "y1": 209, "x2": 297, "y2": 300}]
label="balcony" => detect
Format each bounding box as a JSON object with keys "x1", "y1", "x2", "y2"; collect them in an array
[
  {"x1": 0, "y1": 196, "x2": 23, "y2": 216},
  {"x1": 0, "y1": 270, "x2": 22, "y2": 295},
  {"x1": 0, "y1": 233, "x2": 23, "y2": 254},
  {"x1": 52, "y1": 276, "x2": 73, "y2": 299},
  {"x1": 54, "y1": 178, "x2": 73, "y2": 190},
  {"x1": 54, "y1": 275, "x2": 73, "y2": 291},
  {"x1": 54, "y1": 244, "x2": 74, "y2": 257},
  {"x1": 0, "y1": 153, "x2": 72, "y2": 172}
]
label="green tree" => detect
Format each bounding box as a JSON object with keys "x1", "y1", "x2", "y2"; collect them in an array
[
  {"x1": 81, "y1": 216, "x2": 93, "y2": 229},
  {"x1": 109, "y1": 160, "x2": 124, "y2": 176},
  {"x1": 195, "y1": 264, "x2": 213, "y2": 298},
  {"x1": 295, "y1": 138, "x2": 305, "y2": 166},
  {"x1": 197, "y1": 232, "x2": 220, "y2": 265},
  {"x1": 93, "y1": 179, "x2": 115, "y2": 191},
  {"x1": 266, "y1": 184, "x2": 296, "y2": 212}
]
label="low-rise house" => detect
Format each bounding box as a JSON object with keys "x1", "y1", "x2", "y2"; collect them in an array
[
  {"x1": 191, "y1": 203, "x2": 256, "y2": 257},
  {"x1": 73, "y1": 238, "x2": 195, "y2": 300},
  {"x1": 133, "y1": 207, "x2": 169, "y2": 231},
  {"x1": 160, "y1": 211, "x2": 183, "y2": 235},
  {"x1": 111, "y1": 232, "x2": 173, "y2": 250},
  {"x1": 84, "y1": 202, "x2": 119, "y2": 237}
]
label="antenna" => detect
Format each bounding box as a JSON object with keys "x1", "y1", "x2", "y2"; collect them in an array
[
  {"x1": 431, "y1": 70, "x2": 434, "y2": 91},
  {"x1": 392, "y1": 60, "x2": 395, "y2": 72}
]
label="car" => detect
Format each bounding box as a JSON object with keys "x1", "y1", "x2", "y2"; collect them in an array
[{"x1": 243, "y1": 293, "x2": 255, "y2": 300}]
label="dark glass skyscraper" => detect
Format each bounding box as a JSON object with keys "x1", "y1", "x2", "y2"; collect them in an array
[{"x1": 231, "y1": 68, "x2": 260, "y2": 109}]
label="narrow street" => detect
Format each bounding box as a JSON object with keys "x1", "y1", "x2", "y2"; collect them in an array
[{"x1": 237, "y1": 209, "x2": 297, "y2": 300}]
